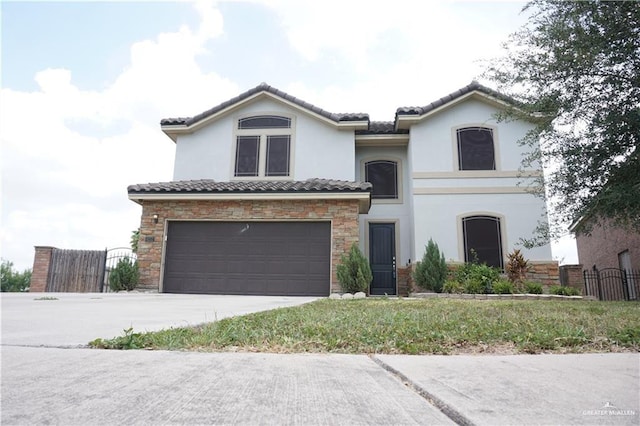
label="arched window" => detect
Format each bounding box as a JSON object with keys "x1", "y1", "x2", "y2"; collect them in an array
[
  {"x1": 234, "y1": 115, "x2": 292, "y2": 178},
  {"x1": 365, "y1": 160, "x2": 398, "y2": 199},
  {"x1": 462, "y1": 215, "x2": 503, "y2": 269},
  {"x1": 457, "y1": 127, "x2": 495, "y2": 170}
]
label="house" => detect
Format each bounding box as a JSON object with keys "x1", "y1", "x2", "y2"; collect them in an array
[
  {"x1": 571, "y1": 216, "x2": 640, "y2": 271},
  {"x1": 128, "y1": 82, "x2": 557, "y2": 296}
]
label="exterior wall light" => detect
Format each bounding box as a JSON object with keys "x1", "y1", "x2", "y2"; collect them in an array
[{"x1": 153, "y1": 214, "x2": 159, "y2": 224}]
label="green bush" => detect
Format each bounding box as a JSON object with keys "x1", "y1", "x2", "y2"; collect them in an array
[
  {"x1": 454, "y1": 263, "x2": 500, "y2": 294},
  {"x1": 524, "y1": 282, "x2": 543, "y2": 294},
  {"x1": 550, "y1": 285, "x2": 581, "y2": 296},
  {"x1": 336, "y1": 243, "x2": 372, "y2": 293},
  {"x1": 443, "y1": 279, "x2": 464, "y2": 294},
  {"x1": 109, "y1": 257, "x2": 139, "y2": 291},
  {"x1": 493, "y1": 279, "x2": 515, "y2": 294},
  {"x1": 413, "y1": 239, "x2": 447, "y2": 293},
  {"x1": 1, "y1": 259, "x2": 31, "y2": 292}
]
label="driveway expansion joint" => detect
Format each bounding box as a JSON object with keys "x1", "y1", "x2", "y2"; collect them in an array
[
  {"x1": 371, "y1": 355, "x2": 475, "y2": 426},
  {"x1": 1, "y1": 343, "x2": 89, "y2": 349}
]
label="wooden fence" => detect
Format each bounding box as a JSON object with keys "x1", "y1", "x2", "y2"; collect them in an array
[{"x1": 45, "y1": 249, "x2": 107, "y2": 292}]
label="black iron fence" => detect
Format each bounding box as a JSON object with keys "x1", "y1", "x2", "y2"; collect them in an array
[
  {"x1": 103, "y1": 247, "x2": 137, "y2": 292},
  {"x1": 583, "y1": 268, "x2": 639, "y2": 301}
]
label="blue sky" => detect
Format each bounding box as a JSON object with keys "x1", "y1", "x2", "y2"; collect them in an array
[{"x1": 0, "y1": 0, "x2": 578, "y2": 270}]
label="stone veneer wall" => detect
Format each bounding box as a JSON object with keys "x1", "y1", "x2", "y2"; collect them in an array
[
  {"x1": 525, "y1": 261, "x2": 560, "y2": 287},
  {"x1": 30, "y1": 246, "x2": 54, "y2": 292},
  {"x1": 136, "y1": 199, "x2": 361, "y2": 293}
]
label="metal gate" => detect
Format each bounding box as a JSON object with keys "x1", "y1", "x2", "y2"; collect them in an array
[{"x1": 583, "y1": 268, "x2": 639, "y2": 301}]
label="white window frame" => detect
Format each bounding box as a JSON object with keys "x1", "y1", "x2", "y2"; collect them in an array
[{"x1": 232, "y1": 113, "x2": 295, "y2": 180}]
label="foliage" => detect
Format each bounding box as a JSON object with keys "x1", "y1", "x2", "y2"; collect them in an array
[
  {"x1": 506, "y1": 249, "x2": 529, "y2": 288},
  {"x1": 493, "y1": 279, "x2": 515, "y2": 294},
  {"x1": 108, "y1": 257, "x2": 139, "y2": 291},
  {"x1": 89, "y1": 299, "x2": 640, "y2": 354},
  {"x1": 413, "y1": 239, "x2": 447, "y2": 293},
  {"x1": 524, "y1": 282, "x2": 543, "y2": 294},
  {"x1": 454, "y1": 262, "x2": 500, "y2": 294},
  {"x1": 1, "y1": 259, "x2": 31, "y2": 292},
  {"x1": 336, "y1": 243, "x2": 372, "y2": 294},
  {"x1": 484, "y1": 0, "x2": 640, "y2": 242},
  {"x1": 442, "y1": 279, "x2": 464, "y2": 294},
  {"x1": 550, "y1": 285, "x2": 581, "y2": 296},
  {"x1": 130, "y1": 228, "x2": 140, "y2": 253}
]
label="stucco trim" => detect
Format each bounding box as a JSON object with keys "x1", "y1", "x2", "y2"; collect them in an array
[
  {"x1": 412, "y1": 170, "x2": 542, "y2": 179},
  {"x1": 355, "y1": 134, "x2": 409, "y2": 146},
  {"x1": 413, "y1": 187, "x2": 535, "y2": 195},
  {"x1": 359, "y1": 156, "x2": 404, "y2": 205},
  {"x1": 451, "y1": 123, "x2": 501, "y2": 172},
  {"x1": 456, "y1": 211, "x2": 508, "y2": 266}
]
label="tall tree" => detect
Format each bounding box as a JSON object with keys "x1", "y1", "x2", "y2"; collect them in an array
[{"x1": 484, "y1": 0, "x2": 640, "y2": 243}]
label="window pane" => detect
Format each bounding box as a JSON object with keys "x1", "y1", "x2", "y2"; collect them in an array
[
  {"x1": 457, "y1": 128, "x2": 495, "y2": 170},
  {"x1": 238, "y1": 115, "x2": 291, "y2": 129},
  {"x1": 266, "y1": 136, "x2": 290, "y2": 177},
  {"x1": 235, "y1": 136, "x2": 259, "y2": 176},
  {"x1": 365, "y1": 160, "x2": 398, "y2": 199},
  {"x1": 463, "y1": 216, "x2": 503, "y2": 269}
]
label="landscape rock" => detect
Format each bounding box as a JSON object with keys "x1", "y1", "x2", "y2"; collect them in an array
[
  {"x1": 342, "y1": 293, "x2": 354, "y2": 300},
  {"x1": 329, "y1": 293, "x2": 342, "y2": 300},
  {"x1": 354, "y1": 292, "x2": 366, "y2": 299}
]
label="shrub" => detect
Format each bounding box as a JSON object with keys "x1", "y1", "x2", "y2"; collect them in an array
[
  {"x1": 336, "y1": 243, "x2": 372, "y2": 294},
  {"x1": 493, "y1": 279, "x2": 515, "y2": 294},
  {"x1": 455, "y1": 263, "x2": 500, "y2": 294},
  {"x1": 443, "y1": 279, "x2": 464, "y2": 294},
  {"x1": 550, "y1": 285, "x2": 581, "y2": 296},
  {"x1": 413, "y1": 239, "x2": 447, "y2": 293},
  {"x1": 1, "y1": 259, "x2": 31, "y2": 292},
  {"x1": 524, "y1": 282, "x2": 543, "y2": 294},
  {"x1": 506, "y1": 249, "x2": 529, "y2": 290},
  {"x1": 109, "y1": 257, "x2": 139, "y2": 291}
]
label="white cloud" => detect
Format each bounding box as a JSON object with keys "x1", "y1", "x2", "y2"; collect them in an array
[{"x1": 1, "y1": 1, "x2": 235, "y2": 270}]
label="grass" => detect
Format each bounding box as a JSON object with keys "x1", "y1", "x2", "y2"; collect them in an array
[{"x1": 89, "y1": 298, "x2": 640, "y2": 354}]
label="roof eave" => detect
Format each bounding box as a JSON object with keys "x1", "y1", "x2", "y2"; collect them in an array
[{"x1": 128, "y1": 191, "x2": 372, "y2": 213}]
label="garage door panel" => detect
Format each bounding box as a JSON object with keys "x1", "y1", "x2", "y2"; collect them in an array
[{"x1": 163, "y1": 221, "x2": 330, "y2": 296}]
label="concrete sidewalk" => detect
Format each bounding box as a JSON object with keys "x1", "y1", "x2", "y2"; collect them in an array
[{"x1": 1, "y1": 293, "x2": 638, "y2": 425}]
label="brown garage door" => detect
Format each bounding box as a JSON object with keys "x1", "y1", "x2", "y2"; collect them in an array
[{"x1": 163, "y1": 221, "x2": 331, "y2": 296}]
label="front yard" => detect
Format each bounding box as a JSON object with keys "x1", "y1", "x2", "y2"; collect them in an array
[{"x1": 90, "y1": 298, "x2": 640, "y2": 354}]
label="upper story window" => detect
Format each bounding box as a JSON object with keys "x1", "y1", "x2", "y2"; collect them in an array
[
  {"x1": 234, "y1": 115, "x2": 292, "y2": 178},
  {"x1": 457, "y1": 127, "x2": 495, "y2": 170},
  {"x1": 365, "y1": 160, "x2": 398, "y2": 199}
]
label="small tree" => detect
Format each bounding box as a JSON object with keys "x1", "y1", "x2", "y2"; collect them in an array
[
  {"x1": 1, "y1": 259, "x2": 31, "y2": 292},
  {"x1": 109, "y1": 257, "x2": 139, "y2": 291},
  {"x1": 336, "y1": 243, "x2": 372, "y2": 294},
  {"x1": 413, "y1": 239, "x2": 447, "y2": 293}
]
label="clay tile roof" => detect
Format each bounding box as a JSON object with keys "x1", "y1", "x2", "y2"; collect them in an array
[
  {"x1": 355, "y1": 121, "x2": 409, "y2": 135},
  {"x1": 396, "y1": 81, "x2": 516, "y2": 117},
  {"x1": 160, "y1": 83, "x2": 369, "y2": 127},
  {"x1": 127, "y1": 178, "x2": 372, "y2": 194}
]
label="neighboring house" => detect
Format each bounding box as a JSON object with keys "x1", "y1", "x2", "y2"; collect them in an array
[
  {"x1": 128, "y1": 82, "x2": 555, "y2": 296},
  {"x1": 571, "y1": 216, "x2": 640, "y2": 272}
]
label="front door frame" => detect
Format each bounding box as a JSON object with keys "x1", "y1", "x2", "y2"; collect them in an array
[{"x1": 365, "y1": 219, "x2": 399, "y2": 296}]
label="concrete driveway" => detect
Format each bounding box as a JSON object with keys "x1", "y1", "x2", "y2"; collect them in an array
[
  {"x1": 1, "y1": 292, "x2": 319, "y2": 346},
  {"x1": 2, "y1": 293, "x2": 639, "y2": 425}
]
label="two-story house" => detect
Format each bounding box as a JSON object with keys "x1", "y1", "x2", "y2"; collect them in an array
[{"x1": 128, "y1": 82, "x2": 556, "y2": 296}]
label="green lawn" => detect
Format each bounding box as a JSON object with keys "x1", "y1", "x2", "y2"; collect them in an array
[{"x1": 89, "y1": 298, "x2": 640, "y2": 354}]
